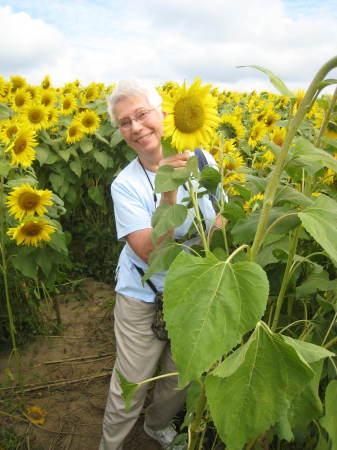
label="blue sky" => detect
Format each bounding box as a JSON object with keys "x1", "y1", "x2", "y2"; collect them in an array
[{"x1": 1, "y1": 0, "x2": 337, "y2": 93}]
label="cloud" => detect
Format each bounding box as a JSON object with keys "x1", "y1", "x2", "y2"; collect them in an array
[
  {"x1": 0, "y1": 6, "x2": 66, "y2": 75},
  {"x1": 1, "y1": 0, "x2": 337, "y2": 93}
]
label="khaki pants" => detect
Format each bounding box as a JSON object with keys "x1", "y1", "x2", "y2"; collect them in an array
[{"x1": 99, "y1": 293, "x2": 185, "y2": 450}]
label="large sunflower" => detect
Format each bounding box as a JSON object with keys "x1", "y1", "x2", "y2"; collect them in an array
[
  {"x1": 7, "y1": 218, "x2": 56, "y2": 247},
  {"x1": 5, "y1": 128, "x2": 37, "y2": 167},
  {"x1": 0, "y1": 118, "x2": 21, "y2": 144},
  {"x1": 60, "y1": 94, "x2": 77, "y2": 114},
  {"x1": 218, "y1": 113, "x2": 246, "y2": 141},
  {"x1": 6, "y1": 184, "x2": 53, "y2": 220},
  {"x1": 75, "y1": 109, "x2": 100, "y2": 134},
  {"x1": 23, "y1": 102, "x2": 50, "y2": 130},
  {"x1": 161, "y1": 77, "x2": 220, "y2": 152},
  {"x1": 10, "y1": 88, "x2": 32, "y2": 112}
]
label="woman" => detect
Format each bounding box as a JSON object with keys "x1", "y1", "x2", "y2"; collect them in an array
[{"x1": 100, "y1": 81, "x2": 219, "y2": 450}]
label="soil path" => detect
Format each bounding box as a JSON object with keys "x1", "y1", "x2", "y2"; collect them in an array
[{"x1": 0, "y1": 279, "x2": 161, "y2": 450}]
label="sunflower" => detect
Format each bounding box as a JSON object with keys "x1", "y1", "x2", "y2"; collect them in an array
[
  {"x1": 6, "y1": 184, "x2": 53, "y2": 220},
  {"x1": 26, "y1": 406, "x2": 47, "y2": 425},
  {"x1": 218, "y1": 113, "x2": 246, "y2": 141},
  {"x1": 5, "y1": 128, "x2": 37, "y2": 167},
  {"x1": 0, "y1": 118, "x2": 21, "y2": 144},
  {"x1": 75, "y1": 109, "x2": 100, "y2": 134},
  {"x1": 161, "y1": 77, "x2": 220, "y2": 152},
  {"x1": 10, "y1": 75, "x2": 26, "y2": 92},
  {"x1": 23, "y1": 102, "x2": 50, "y2": 130},
  {"x1": 10, "y1": 88, "x2": 32, "y2": 112},
  {"x1": 244, "y1": 193, "x2": 264, "y2": 213},
  {"x1": 223, "y1": 172, "x2": 247, "y2": 195},
  {"x1": 45, "y1": 108, "x2": 60, "y2": 129},
  {"x1": 41, "y1": 74, "x2": 51, "y2": 89},
  {"x1": 270, "y1": 126, "x2": 286, "y2": 147},
  {"x1": 248, "y1": 121, "x2": 267, "y2": 148},
  {"x1": 25, "y1": 86, "x2": 39, "y2": 101},
  {"x1": 38, "y1": 88, "x2": 57, "y2": 108},
  {"x1": 60, "y1": 94, "x2": 77, "y2": 115},
  {"x1": 80, "y1": 82, "x2": 100, "y2": 104},
  {"x1": 0, "y1": 75, "x2": 9, "y2": 98},
  {"x1": 66, "y1": 121, "x2": 85, "y2": 143},
  {"x1": 7, "y1": 219, "x2": 56, "y2": 247}
]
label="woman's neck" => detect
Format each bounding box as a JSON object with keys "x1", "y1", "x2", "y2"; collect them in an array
[{"x1": 138, "y1": 149, "x2": 163, "y2": 172}]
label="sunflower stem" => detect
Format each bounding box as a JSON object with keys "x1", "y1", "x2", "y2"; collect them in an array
[
  {"x1": 250, "y1": 55, "x2": 337, "y2": 261},
  {"x1": 0, "y1": 175, "x2": 18, "y2": 354},
  {"x1": 187, "y1": 179, "x2": 209, "y2": 253},
  {"x1": 316, "y1": 86, "x2": 337, "y2": 148}
]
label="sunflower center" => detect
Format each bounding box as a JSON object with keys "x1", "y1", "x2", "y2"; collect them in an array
[
  {"x1": 82, "y1": 116, "x2": 94, "y2": 127},
  {"x1": 69, "y1": 126, "x2": 78, "y2": 137},
  {"x1": 15, "y1": 95, "x2": 25, "y2": 107},
  {"x1": 63, "y1": 99, "x2": 71, "y2": 109},
  {"x1": 7, "y1": 125, "x2": 18, "y2": 139},
  {"x1": 221, "y1": 122, "x2": 237, "y2": 140},
  {"x1": 13, "y1": 138, "x2": 27, "y2": 155},
  {"x1": 19, "y1": 192, "x2": 40, "y2": 210},
  {"x1": 29, "y1": 110, "x2": 43, "y2": 124},
  {"x1": 174, "y1": 95, "x2": 205, "y2": 133},
  {"x1": 22, "y1": 222, "x2": 42, "y2": 236}
]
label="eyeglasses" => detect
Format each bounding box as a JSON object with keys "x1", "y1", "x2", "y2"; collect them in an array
[{"x1": 118, "y1": 109, "x2": 154, "y2": 131}]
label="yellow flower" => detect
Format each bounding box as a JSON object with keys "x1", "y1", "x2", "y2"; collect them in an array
[
  {"x1": 6, "y1": 184, "x2": 53, "y2": 220},
  {"x1": 0, "y1": 75, "x2": 9, "y2": 97},
  {"x1": 23, "y1": 102, "x2": 50, "y2": 130},
  {"x1": 244, "y1": 193, "x2": 264, "y2": 213},
  {"x1": 60, "y1": 94, "x2": 77, "y2": 115},
  {"x1": 75, "y1": 109, "x2": 100, "y2": 134},
  {"x1": 10, "y1": 88, "x2": 32, "y2": 112},
  {"x1": 0, "y1": 118, "x2": 21, "y2": 144},
  {"x1": 39, "y1": 88, "x2": 57, "y2": 108},
  {"x1": 261, "y1": 150, "x2": 275, "y2": 165},
  {"x1": 7, "y1": 219, "x2": 56, "y2": 247},
  {"x1": 270, "y1": 126, "x2": 286, "y2": 147},
  {"x1": 10, "y1": 75, "x2": 26, "y2": 92},
  {"x1": 45, "y1": 108, "x2": 60, "y2": 129},
  {"x1": 218, "y1": 113, "x2": 246, "y2": 142},
  {"x1": 162, "y1": 77, "x2": 220, "y2": 152},
  {"x1": 41, "y1": 74, "x2": 52, "y2": 89},
  {"x1": 5, "y1": 128, "x2": 37, "y2": 167},
  {"x1": 66, "y1": 121, "x2": 85, "y2": 143},
  {"x1": 322, "y1": 168, "x2": 335, "y2": 185},
  {"x1": 26, "y1": 406, "x2": 47, "y2": 425},
  {"x1": 248, "y1": 121, "x2": 267, "y2": 148},
  {"x1": 80, "y1": 82, "x2": 100, "y2": 104},
  {"x1": 223, "y1": 172, "x2": 247, "y2": 195}
]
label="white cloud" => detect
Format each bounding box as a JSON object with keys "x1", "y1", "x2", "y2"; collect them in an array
[
  {"x1": 0, "y1": 1, "x2": 337, "y2": 94},
  {"x1": 0, "y1": 6, "x2": 67, "y2": 75}
]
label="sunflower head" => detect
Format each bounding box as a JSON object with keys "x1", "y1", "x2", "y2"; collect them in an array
[
  {"x1": 41, "y1": 75, "x2": 52, "y2": 89},
  {"x1": 60, "y1": 94, "x2": 77, "y2": 115},
  {"x1": 162, "y1": 77, "x2": 220, "y2": 152},
  {"x1": 7, "y1": 219, "x2": 56, "y2": 247},
  {"x1": 5, "y1": 128, "x2": 37, "y2": 167},
  {"x1": 23, "y1": 103, "x2": 50, "y2": 130},
  {"x1": 6, "y1": 184, "x2": 53, "y2": 220},
  {"x1": 66, "y1": 121, "x2": 85, "y2": 143},
  {"x1": 0, "y1": 118, "x2": 21, "y2": 144},
  {"x1": 10, "y1": 88, "x2": 32, "y2": 112},
  {"x1": 10, "y1": 75, "x2": 27, "y2": 92},
  {"x1": 75, "y1": 110, "x2": 100, "y2": 134}
]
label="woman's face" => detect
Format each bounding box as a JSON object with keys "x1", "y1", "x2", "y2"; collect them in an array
[{"x1": 114, "y1": 95, "x2": 164, "y2": 156}]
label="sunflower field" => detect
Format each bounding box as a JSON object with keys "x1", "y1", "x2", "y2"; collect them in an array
[{"x1": 1, "y1": 56, "x2": 337, "y2": 449}]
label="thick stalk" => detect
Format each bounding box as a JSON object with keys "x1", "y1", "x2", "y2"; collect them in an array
[
  {"x1": 250, "y1": 56, "x2": 337, "y2": 261},
  {"x1": 188, "y1": 380, "x2": 207, "y2": 450},
  {"x1": 271, "y1": 226, "x2": 301, "y2": 332}
]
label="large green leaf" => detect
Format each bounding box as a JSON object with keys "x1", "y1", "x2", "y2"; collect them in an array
[
  {"x1": 93, "y1": 150, "x2": 108, "y2": 169},
  {"x1": 0, "y1": 160, "x2": 11, "y2": 177},
  {"x1": 116, "y1": 369, "x2": 140, "y2": 412},
  {"x1": 320, "y1": 380, "x2": 337, "y2": 450},
  {"x1": 296, "y1": 271, "x2": 337, "y2": 298},
  {"x1": 281, "y1": 335, "x2": 334, "y2": 363},
  {"x1": 151, "y1": 203, "x2": 187, "y2": 242},
  {"x1": 199, "y1": 167, "x2": 221, "y2": 195},
  {"x1": 205, "y1": 322, "x2": 315, "y2": 450},
  {"x1": 298, "y1": 195, "x2": 337, "y2": 265},
  {"x1": 289, "y1": 137, "x2": 337, "y2": 174},
  {"x1": 143, "y1": 238, "x2": 182, "y2": 282},
  {"x1": 164, "y1": 252, "x2": 269, "y2": 386},
  {"x1": 69, "y1": 158, "x2": 82, "y2": 177},
  {"x1": 88, "y1": 185, "x2": 105, "y2": 206},
  {"x1": 154, "y1": 156, "x2": 198, "y2": 193},
  {"x1": 237, "y1": 65, "x2": 295, "y2": 98}
]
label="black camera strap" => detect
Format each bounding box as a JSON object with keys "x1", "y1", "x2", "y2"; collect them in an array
[{"x1": 134, "y1": 264, "x2": 159, "y2": 295}]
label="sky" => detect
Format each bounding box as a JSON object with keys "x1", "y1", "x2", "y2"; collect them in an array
[{"x1": 1, "y1": 0, "x2": 337, "y2": 93}]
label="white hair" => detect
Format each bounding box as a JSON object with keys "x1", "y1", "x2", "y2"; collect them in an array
[{"x1": 106, "y1": 80, "x2": 163, "y2": 127}]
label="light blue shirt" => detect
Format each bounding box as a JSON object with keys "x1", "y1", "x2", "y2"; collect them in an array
[{"x1": 111, "y1": 150, "x2": 218, "y2": 302}]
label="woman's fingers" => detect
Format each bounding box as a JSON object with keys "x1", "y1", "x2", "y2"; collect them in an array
[{"x1": 159, "y1": 150, "x2": 191, "y2": 168}]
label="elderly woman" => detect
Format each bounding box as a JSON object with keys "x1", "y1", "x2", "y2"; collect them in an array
[{"x1": 100, "y1": 81, "x2": 219, "y2": 450}]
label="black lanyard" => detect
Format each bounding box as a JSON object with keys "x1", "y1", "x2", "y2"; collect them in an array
[{"x1": 138, "y1": 158, "x2": 158, "y2": 206}]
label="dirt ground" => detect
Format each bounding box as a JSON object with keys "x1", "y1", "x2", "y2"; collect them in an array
[{"x1": 0, "y1": 279, "x2": 163, "y2": 450}]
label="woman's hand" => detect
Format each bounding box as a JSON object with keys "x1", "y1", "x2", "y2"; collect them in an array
[{"x1": 159, "y1": 151, "x2": 191, "y2": 204}]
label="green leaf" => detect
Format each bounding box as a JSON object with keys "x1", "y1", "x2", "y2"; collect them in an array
[
  {"x1": 58, "y1": 148, "x2": 71, "y2": 162},
  {"x1": 93, "y1": 150, "x2": 108, "y2": 169},
  {"x1": 48, "y1": 230, "x2": 68, "y2": 256},
  {"x1": 199, "y1": 167, "x2": 220, "y2": 195},
  {"x1": 164, "y1": 253, "x2": 269, "y2": 386},
  {"x1": 298, "y1": 195, "x2": 337, "y2": 265},
  {"x1": 69, "y1": 159, "x2": 82, "y2": 177},
  {"x1": 143, "y1": 238, "x2": 182, "y2": 282},
  {"x1": 237, "y1": 65, "x2": 295, "y2": 98},
  {"x1": 274, "y1": 185, "x2": 313, "y2": 207},
  {"x1": 151, "y1": 203, "x2": 187, "y2": 242},
  {"x1": 35, "y1": 146, "x2": 60, "y2": 166},
  {"x1": 80, "y1": 136, "x2": 93, "y2": 153},
  {"x1": 221, "y1": 201, "x2": 246, "y2": 222},
  {"x1": 296, "y1": 271, "x2": 337, "y2": 298},
  {"x1": 205, "y1": 322, "x2": 314, "y2": 450},
  {"x1": 281, "y1": 335, "x2": 334, "y2": 364},
  {"x1": 255, "y1": 236, "x2": 289, "y2": 267},
  {"x1": 95, "y1": 131, "x2": 110, "y2": 145},
  {"x1": 88, "y1": 185, "x2": 105, "y2": 206},
  {"x1": 154, "y1": 156, "x2": 198, "y2": 193},
  {"x1": 49, "y1": 173, "x2": 64, "y2": 192},
  {"x1": 0, "y1": 159, "x2": 11, "y2": 177},
  {"x1": 161, "y1": 137, "x2": 178, "y2": 158},
  {"x1": 11, "y1": 248, "x2": 38, "y2": 279},
  {"x1": 116, "y1": 369, "x2": 140, "y2": 412},
  {"x1": 320, "y1": 380, "x2": 337, "y2": 450},
  {"x1": 110, "y1": 129, "x2": 124, "y2": 147},
  {"x1": 289, "y1": 137, "x2": 337, "y2": 174}
]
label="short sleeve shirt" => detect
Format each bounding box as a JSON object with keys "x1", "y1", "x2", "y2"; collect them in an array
[{"x1": 111, "y1": 150, "x2": 218, "y2": 302}]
